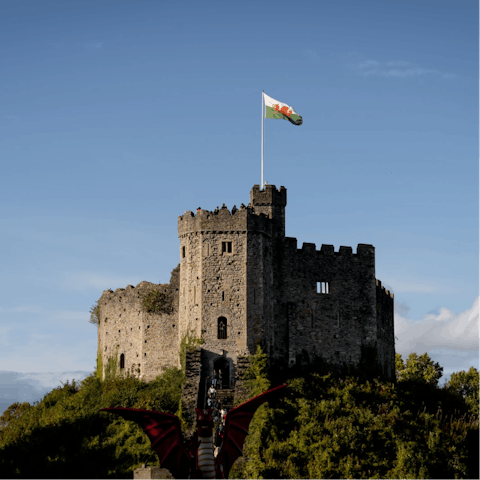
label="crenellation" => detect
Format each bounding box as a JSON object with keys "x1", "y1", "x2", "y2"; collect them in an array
[
  {"x1": 320, "y1": 244, "x2": 335, "y2": 254},
  {"x1": 98, "y1": 184, "x2": 395, "y2": 388},
  {"x1": 301, "y1": 242, "x2": 316, "y2": 253}
]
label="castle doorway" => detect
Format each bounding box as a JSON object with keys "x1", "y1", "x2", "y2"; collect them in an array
[{"x1": 213, "y1": 357, "x2": 230, "y2": 389}]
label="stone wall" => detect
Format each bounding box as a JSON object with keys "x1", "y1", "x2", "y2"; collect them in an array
[
  {"x1": 134, "y1": 465, "x2": 174, "y2": 479},
  {"x1": 180, "y1": 346, "x2": 202, "y2": 430},
  {"x1": 98, "y1": 184, "x2": 395, "y2": 384},
  {"x1": 233, "y1": 356, "x2": 251, "y2": 406},
  {"x1": 376, "y1": 279, "x2": 395, "y2": 378},
  {"x1": 97, "y1": 267, "x2": 180, "y2": 381}
]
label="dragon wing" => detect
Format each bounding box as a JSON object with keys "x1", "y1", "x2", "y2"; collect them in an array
[
  {"x1": 100, "y1": 407, "x2": 190, "y2": 479},
  {"x1": 215, "y1": 384, "x2": 287, "y2": 479}
]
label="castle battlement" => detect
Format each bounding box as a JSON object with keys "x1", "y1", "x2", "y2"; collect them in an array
[
  {"x1": 376, "y1": 279, "x2": 394, "y2": 299},
  {"x1": 97, "y1": 184, "x2": 395, "y2": 387},
  {"x1": 249, "y1": 184, "x2": 287, "y2": 207},
  {"x1": 99, "y1": 281, "x2": 170, "y2": 305},
  {"x1": 178, "y1": 205, "x2": 275, "y2": 237},
  {"x1": 283, "y1": 238, "x2": 375, "y2": 258}
]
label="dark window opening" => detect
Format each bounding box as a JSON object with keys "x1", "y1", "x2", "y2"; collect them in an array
[
  {"x1": 218, "y1": 317, "x2": 227, "y2": 339},
  {"x1": 222, "y1": 241, "x2": 232, "y2": 253},
  {"x1": 317, "y1": 281, "x2": 330, "y2": 294},
  {"x1": 182, "y1": 246, "x2": 186, "y2": 258},
  {"x1": 222, "y1": 291, "x2": 224, "y2": 301},
  {"x1": 120, "y1": 353, "x2": 125, "y2": 369}
]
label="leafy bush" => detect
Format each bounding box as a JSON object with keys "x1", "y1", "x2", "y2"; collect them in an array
[
  {"x1": 231, "y1": 349, "x2": 479, "y2": 479},
  {"x1": 89, "y1": 302, "x2": 100, "y2": 325},
  {"x1": 141, "y1": 289, "x2": 174, "y2": 315},
  {"x1": 0, "y1": 368, "x2": 183, "y2": 478}
]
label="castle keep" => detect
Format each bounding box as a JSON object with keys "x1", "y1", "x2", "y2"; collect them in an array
[{"x1": 97, "y1": 185, "x2": 395, "y2": 396}]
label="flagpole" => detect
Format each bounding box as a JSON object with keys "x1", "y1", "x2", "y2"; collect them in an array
[{"x1": 261, "y1": 90, "x2": 264, "y2": 190}]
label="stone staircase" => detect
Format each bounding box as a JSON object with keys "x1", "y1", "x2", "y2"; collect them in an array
[{"x1": 214, "y1": 388, "x2": 234, "y2": 410}]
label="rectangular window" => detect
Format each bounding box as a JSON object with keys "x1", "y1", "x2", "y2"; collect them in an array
[
  {"x1": 182, "y1": 246, "x2": 186, "y2": 258},
  {"x1": 317, "y1": 281, "x2": 330, "y2": 294},
  {"x1": 222, "y1": 241, "x2": 232, "y2": 253}
]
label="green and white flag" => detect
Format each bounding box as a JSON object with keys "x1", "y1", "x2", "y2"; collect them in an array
[{"x1": 263, "y1": 92, "x2": 303, "y2": 126}]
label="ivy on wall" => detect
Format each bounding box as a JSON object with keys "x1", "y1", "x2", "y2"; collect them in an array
[{"x1": 141, "y1": 289, "x2": 174, "y2": 315}]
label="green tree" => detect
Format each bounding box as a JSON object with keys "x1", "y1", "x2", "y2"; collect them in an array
[
  {"x1": 446, "y1": 366, "x2": 479, "y2": 415},
  {"x1": 396, "y1": 352, "x2": 443, "y2": 386}
]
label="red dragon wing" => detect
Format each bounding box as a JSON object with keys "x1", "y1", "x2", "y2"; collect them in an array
[
  {"x1": 215, "y1": 384, "x2": 288, "y2": 479},
  {"x1": 100, "y1": 407, "x2": 190, "y2": 479}
]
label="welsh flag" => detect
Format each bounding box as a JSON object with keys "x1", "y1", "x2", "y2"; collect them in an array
[{"x1": 264, "y1": 92, "x2": 303, "y2": 126}]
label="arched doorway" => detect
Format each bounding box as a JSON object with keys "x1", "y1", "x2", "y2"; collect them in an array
[{"x1": 213, "y1": 357, "x2": 230, "y2": 389}]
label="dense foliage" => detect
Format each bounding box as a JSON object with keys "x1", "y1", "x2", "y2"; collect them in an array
[
  {"x1": 1, "y1": 348, "x2": 478, "y2": 479},
  {"x1": 230, "y1": 348, "x2": 479, "y2": 479},
  {"x1": 0, "y1": 368, "x2": 183, "y2": 478}
]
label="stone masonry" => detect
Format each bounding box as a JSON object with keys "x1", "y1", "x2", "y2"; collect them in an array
[{"x1": 97, "y1": 185, "x2": 395, "y2": 392}]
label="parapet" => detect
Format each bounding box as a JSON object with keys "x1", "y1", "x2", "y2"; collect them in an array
[
  {"x1": 178, "y1": 204, "x2": 273, "y2": 237},
  {"x1": 376, "y1": 279, "x2": 394, "y2": 299},
  {"x1": 250, "y1": 184, "x2": 287, "y2": 207},
  {"x1": 291, "y1": 242, "x2": 374, "y2": 257},
  {"x1": 99, "y1": 280, "x2": 172, "y2": 305}
]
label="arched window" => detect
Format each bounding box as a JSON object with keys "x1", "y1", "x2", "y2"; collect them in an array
[
  {"x1": 218, "y1": 317, "x2": 227, "y2": 339},
  {"x1": 120, "y1": 353, "x2": 125, "y2": 369}
]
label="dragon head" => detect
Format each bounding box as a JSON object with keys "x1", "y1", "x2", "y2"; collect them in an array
[{"x1": 195, "y1": 408, "x2": 214, "y2": 436}]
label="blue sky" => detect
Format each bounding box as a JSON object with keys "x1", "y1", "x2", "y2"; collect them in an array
[{"x1": 0, "y1": 0, "x2": 478, "y2": 413}]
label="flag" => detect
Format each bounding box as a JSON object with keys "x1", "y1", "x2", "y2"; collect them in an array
[{"x1": 264, "y1": 93, "x2": 303, "y2": 126}]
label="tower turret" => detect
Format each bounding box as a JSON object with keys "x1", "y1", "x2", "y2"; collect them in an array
[{"x1": 250, "y1": 184, "x2": 286, "y2": 238}]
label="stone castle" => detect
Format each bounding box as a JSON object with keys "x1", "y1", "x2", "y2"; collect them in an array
[{"x1": 97, "y1": 185, "x2": 395, "y2": 400}]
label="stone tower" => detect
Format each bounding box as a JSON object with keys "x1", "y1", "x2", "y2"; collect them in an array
[
  {"x1": 98, "y1": 184, "x2": 395, "y2": 391},
  {"x1": 177, "y1": 185, "x2": 287, "y2": 382}
]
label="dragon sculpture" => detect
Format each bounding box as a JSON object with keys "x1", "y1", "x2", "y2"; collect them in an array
[{"x1": 100, "y1": 384, "x2": 287, "y2": 479}]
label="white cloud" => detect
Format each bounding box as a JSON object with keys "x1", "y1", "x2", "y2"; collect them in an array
[
  {"x1": 0, "y1": 348, "x2": 96, "y2": 373},
  {"x1": 352, "y1": 59, "x2": 455, "y2": 79},
  {"x1": 395, "y1": 297, "x2": 479, "y2": 355},
  {"x1": 0, "y1": 370, "x2": 91, "y2": 415},
  {"x1": 387, "y1": 281, "x2": 438, "y2": 294}
]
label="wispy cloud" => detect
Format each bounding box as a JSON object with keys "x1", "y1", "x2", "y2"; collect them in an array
[
  {"x1": 352, "y1": 59, "x2": 455, "y2": 79},
  {"x1": 64, "y1": 273, "x2": 143, "y2": 291},
  {"x1": 303, "y1": 49, "x2": 318, "y2": 61},
  {"x1": 10, "y1": 306, "x2": 42, "y2": 313},
  {"x1": 79, "y1": 42, "x2": 104, "y2": 50},
  {"x1": 0, "y1": 370, "x2": 91, "y2": 415},
  {"x1": 385, "y1": 281, "x2": 439, "y2": 294},
  {"x1": 48, "y1": 41, "x2": 104, "y2": 50}
]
